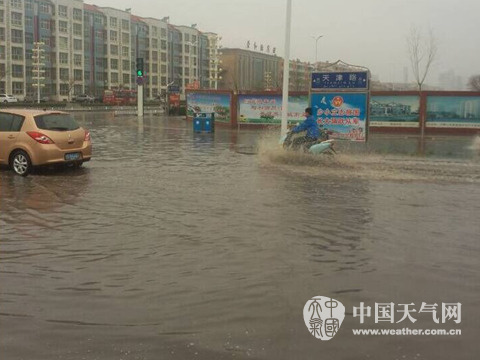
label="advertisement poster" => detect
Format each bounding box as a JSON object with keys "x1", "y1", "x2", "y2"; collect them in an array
[
  {"x1": 238, "y1": 94, "x2": 309, "y2": 124},
  {"x1": 370, "y1": 96, "x2": 420, "y2": 127},
  {"x1": 311, "y1": 93, "x2": 367, "y2": 141},
  {"x1": 426, "y1": 96, "x2": 480, "y2": 128},
  {"x1": 187, "y1": 93, "x2": 231, "y2": 122}
]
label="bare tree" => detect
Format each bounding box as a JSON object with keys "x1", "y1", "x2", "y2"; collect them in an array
[
  {"x1": 407, "y1": 25, "x2": 438, "y2": 91},
  {"x1": 467, "y1": 75, "x2": 480, "y2": 91}
]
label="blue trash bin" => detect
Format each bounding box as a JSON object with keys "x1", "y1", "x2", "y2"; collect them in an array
[
  {"x1": 193, "y1": 115, "x2": 203, "y2": 133},
  {"x1": 193, "y1": 113, "x2": 215, "y2": 133}
]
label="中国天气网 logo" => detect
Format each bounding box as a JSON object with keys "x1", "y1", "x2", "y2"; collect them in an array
[{"x1": 303, "y1": 296, "x2": 346, "y2": 341}]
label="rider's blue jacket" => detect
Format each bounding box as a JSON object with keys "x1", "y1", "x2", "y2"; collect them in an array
[{"x1": 291, "y1": 115, "x2": 320, "y2": 139}]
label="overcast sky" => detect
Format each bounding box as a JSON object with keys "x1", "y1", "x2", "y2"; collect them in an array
[{"x1": 93, "y1": 0, "x2": 480, "y2": 86}]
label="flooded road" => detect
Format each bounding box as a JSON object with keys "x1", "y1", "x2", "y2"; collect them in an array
[{"x1": 1, "y1": 113, "x2": 479, "y2": 360}]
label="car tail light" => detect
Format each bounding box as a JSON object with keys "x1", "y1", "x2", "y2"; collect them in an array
[
  {"x1": 27, "y1": 131, "x2": 54, "y2": 144},
  {"x1": 84, "y1": 130, "x2": 91, "y2": 142}
]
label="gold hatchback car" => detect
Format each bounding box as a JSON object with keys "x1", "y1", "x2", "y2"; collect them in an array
[{"x1": 0, "y1": 109, "x2": 92, "y2": 176}]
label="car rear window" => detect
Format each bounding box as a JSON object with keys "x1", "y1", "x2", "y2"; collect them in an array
[
  {"x1": 34, "y1": 114, "x2": 80, "y2": 131},
  {"x1": 0, "y1": 113, "x2": 24, "y2": 132}
]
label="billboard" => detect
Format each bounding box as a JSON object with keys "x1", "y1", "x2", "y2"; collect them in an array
[
  {"x1": 186, "y1": 93, "x2": 231, "y2": 122},
  {"x1": 426, "y1": 96, "x2": 480, "y2": 128},
  {"x1": 238, "y1": 94, "x2": 309, "y2": 124},
  {"x1": 370, "y1": 95, "x2": 420, "y2": 127},
  {"x1": 311, "y1": 93, "x2": 367, "y2": 141}
]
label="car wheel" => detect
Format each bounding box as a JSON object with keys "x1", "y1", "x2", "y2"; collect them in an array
[
  {"x1": 11, "y1": 150, "x2": 32, "y2": 176},
  {"x1": 3, "y1": 100, "x2": 8, "y2": 103}
]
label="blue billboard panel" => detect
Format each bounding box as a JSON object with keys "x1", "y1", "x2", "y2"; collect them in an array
[
  {"x1": 426, "y1": 96, "x2": 480, "y2": 128},
  {"x1": 311, "y1": 93, "x2": 368, "y2": 141},
  {"x1": 311, "y1": 72, "x2": 368, "y2": 89}
]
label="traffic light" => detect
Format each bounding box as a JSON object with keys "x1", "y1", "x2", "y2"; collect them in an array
[{"x1": 136, "y1": 58, "x2": 144, "y2": 77}]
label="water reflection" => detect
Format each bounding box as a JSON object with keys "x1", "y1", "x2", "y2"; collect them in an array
[{"x1": 0, "y1": 113, "x2": 478, "y2": 360}]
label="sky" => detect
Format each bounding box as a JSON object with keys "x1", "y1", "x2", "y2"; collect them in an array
[{"x1": 92, "y1": 0, "x2": 480, "y2": 87}]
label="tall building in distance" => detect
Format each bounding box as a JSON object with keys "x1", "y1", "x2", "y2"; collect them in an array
[
  {"x1": 0, "y1": 0, "x2": 221, "y2": 101},
  {"x1": 218, "y1": 48, "x2": 315, "y2": 92}
]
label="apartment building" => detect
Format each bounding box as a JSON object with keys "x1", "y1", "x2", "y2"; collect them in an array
[{"x1": 0, "y1": 0, "x2": 221, "y2": 101}]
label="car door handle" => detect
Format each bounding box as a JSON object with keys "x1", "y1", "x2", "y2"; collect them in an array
[{"x1": 8, "y1": 135, "x2": 15, "y2": 139}]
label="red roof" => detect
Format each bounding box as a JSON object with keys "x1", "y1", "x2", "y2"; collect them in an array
[{"x1": 83, "y1": 3, "x2": 102, "y2": 13}]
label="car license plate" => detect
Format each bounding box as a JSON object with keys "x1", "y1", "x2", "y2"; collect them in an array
[{"x1": 65, "y1": 152, "x2": 81, "y2": 161}]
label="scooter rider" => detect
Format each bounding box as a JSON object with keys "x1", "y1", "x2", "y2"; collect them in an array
[{"x1": 289, "y1": 107, "x2": 320, "y2": 150}]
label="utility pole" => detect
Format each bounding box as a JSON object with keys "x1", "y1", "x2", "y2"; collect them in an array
[
  {"x1": 32, "y1": 42, "x2": 45, "y2": 104},
  {"x1": 281, "y1": 0, "x2": 292, "y2": 136}
]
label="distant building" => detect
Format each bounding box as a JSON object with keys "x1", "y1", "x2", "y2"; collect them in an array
[
  {"x1": 438, "y1": 69, "x2": 465, "y2": 90},
  {"x1": 218, "y1": 48, "x2": 281, "y2": 91},
  {"x1": 0, "y1": 0, "x2": 220, "y2": 100},
  {"x1": 218, "y1": 48, "x2": 317, "y2": 92}
]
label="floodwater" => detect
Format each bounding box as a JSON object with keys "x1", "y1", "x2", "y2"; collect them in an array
[{"x1": 1, "y1": 113, "x2": 479, "y2": 360}]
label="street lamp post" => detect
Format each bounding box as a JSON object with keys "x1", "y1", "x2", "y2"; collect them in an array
[
  {"x1": 311, "y1": 35, "x2": 323, "y2": 69},
  {"x1": 281, "y1": 0, "x2": 292, "y2": 137}
]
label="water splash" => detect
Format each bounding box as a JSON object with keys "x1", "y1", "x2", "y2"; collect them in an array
[{"x1": 257, "y1": 131, "x2": 480, "y2": 183}]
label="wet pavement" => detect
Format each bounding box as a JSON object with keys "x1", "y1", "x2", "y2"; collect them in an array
[{"x1": 1, "y1": 113, "x2": 479, "y2": 360}]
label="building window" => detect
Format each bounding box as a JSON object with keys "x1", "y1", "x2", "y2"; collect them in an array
[
  {"x1": 110, "y1": 30, "x2": 117, "y2": 42},
  {"x1": 184, "y1": 34, "x2": 190, "y2": 42},
  {"x1": 109, "y1": 72, "x2": 118, "y2": 83},
  {"x1": 110, "y1": 17, "x2": 117, "y2": 27},
  {"x1": 161, "y1": 40, "x2": 167, "y2": 50},
  {"x1": 60, "y1": 68, "x2": 69, "y2": 81},
  {"x1": 25, "y1": 1, "x2": 33, "y2": 11},
  {"x1": 59, "y1": 20, "x2": 68, "y2": 33},
  {"x1": 39, "y1": 3, "x2": 50, "y2": 14},
  {"x1": 59, "y1": 52, "x2": 68, "y2": 64},
  {"x1": 161, "y1": 64, "x2": 167, "y2": 74},
  {"x1": 122, "y1": 74, "x2": 129, "y2": 85},
  {"x1": 11, "y1": 64, "x2": 23, "y2": 78},
  {"x1": 110, "y1": 44, "x2": 118, "y2": 55},
  {"x1": 0, "y1": 28, "x2": 4, "y2": 42},
  {"x1": 122, "y1": 32, "x2": 129, "y2": 45},
  {"x1": 152, "y1": 38, "x2": 158, "y2": 49},
  {"x1": 0, "y1": 10, "x2": 5, "y2": 23},
  {"x1": 11, "y1": 29, "x2": 22, "y2": 43},
  {"x1": 11, "y1": 12, "x2": 22, "y2": 27},
  {"x1": 25, "y1": 15, "x2": 33, "y2": 28},
  {"x1": 74, "y1": 39, "x2": 82, "y2": 51},
  {"x1": 152, "y1": 51, "x2": 158, "y2": 61},
  {"x1": 12, "y1": 81, "x2": 23, "y2": 95},
  {"x1": 161, "y1": 52, "x2": 166, "y2": 62},
  {"x1": 74, "y1": 69, "x2": 82, "y2": 81},
  {"x1": 122, "y1": 60, "x2": 129, "y2": 71},
  {"x1": 161, "y1": 76, "x2": 167, "y2": 86},
  {"x1": 152, "y1": 76, "x2": 158, "y2": 85},
  {"x1": 58, "y1": 5, "x2": 67, "y2": 18},
  {"x1": 121, "y1": 19, "x2": 129, "y2": 31},
  {"x1": 122, "y1": 46, "x2": 129, "y2": 57},
  {"x1": 73, "y1": 8, "x2": 82, "y2": 21},
  {"x1": 74, "y1": 54, "x2": 82, "y2": 66},
  {"x1": 60, "y1": 84, "x2": 69, "y2": 96},
  {"x1": 10, "y1": 0, "x2": 22, "y2": 9},
  {"x1": 73, "y1": 23, "x2": 82, "y2": 36},
  {"x1": 59, "y1": 36, "x2": 68, "y2": 50},
  {"x1": 10, "y1": 46, "x2": 23, "y2": 60},
  {"x1": 40, "y1": 19, "x2": 50, "y2": 30},
  {"x1": 161, "y1": 28, "x2": 166, "y2": 38},
  {"x1": 110, "y1": 59, "x2": 118, "y2": 70}
]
